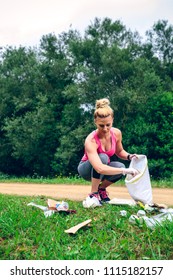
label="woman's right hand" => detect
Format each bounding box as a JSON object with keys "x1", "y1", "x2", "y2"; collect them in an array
[{"x1": 122, "y1": 167, "x2": 139, "y2": 176}]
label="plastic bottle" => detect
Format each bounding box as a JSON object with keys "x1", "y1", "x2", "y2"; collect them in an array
[
  {"x1": 120, "y1": 210, "x2": 127, "y2": 216},
  {"x1": 142, "y1": 212, "x2": 173, "y2": 229},
  {"x1": 137, "y1": 210, "x2": 146, "y2": 217},
  {"x1": 56, "y1": 201, "x2": 69, "y2": 211}
]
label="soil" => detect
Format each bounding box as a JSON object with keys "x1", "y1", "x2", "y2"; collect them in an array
[{"x1": 0, "y1": 183, "x2": 173, "y2": 206}]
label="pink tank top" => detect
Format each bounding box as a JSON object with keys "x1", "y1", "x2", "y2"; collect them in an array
[{"x1": 81, "y1": 128, "x2": 116, "y2": 162}]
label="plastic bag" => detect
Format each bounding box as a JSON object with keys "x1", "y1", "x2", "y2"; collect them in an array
[
  {"x1": 129, "y1": 211, "x2": 173, "y2": 229},
  {"x1": 142, "y1": 212, "x2": 173, "y2": 229},
  {"x1": 83, "y1": 196, "x2": 102, "y2": 208},
  {"x1": 125, "y1": 155, "x2": 153, "y2": 204}
]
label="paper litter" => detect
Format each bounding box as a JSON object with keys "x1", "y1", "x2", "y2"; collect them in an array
[
  {"x1": 27, "y1": 199, "x2": 76, "y2": 217},
  {"x1": 109, "y1": 198, "x2": 136, "y2": 206}
]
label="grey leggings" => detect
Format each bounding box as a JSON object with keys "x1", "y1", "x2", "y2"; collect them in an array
[{"x1": 77, "y1": 153, "x2": 125, "y2": 183}]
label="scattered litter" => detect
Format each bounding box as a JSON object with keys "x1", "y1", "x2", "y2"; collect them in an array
[
  {"x1": 47, "y1": 198, "x2": 57, "y2": 208},
  {"x1": 65, "y1": 219, "x2": 92, "y2": 234},
  {"x1": 144, "y1": 203, "x2": 167, "y2": 213},
  {"x1": 137, "y1": 210, "x2": 146, "y2": 217},
  {"x1": 137, "y1": 201, "x2": 168, "y2": 213},
  {"x1": 44, "y1": 210, "x2": 56, "y2": 218},
  {"x1": 27, "y1": 202, "x2": 48, "y2": 211},
  {"x1": 27, "y1": 199, "x2": 76, "y2": 217},
  {"x1": 129, "y1": 215, "x2": 143, "y2": 225},
  {"x1": 47, "y1": 199, "x2": 69, "y2": 211},
  {"x1": 120, "y1": 210, "x2": 127, "y2": 216},
  {"x1": 109, "y1": 198, "x2": 136, "y2": 206},
  {"x1": 83, "y1": 196, "x2": 102, "y2": 208},
  {"x1": 27, "y1": 202, "x2": 56, "y2": 217},
  {"x1": 159, "y1": 208, "x2": 173, "y2": 214},
  {"x1": 141, "y1": 212, "x2": 173, "y2": 229},
  {"x1": 56, "y1": 201, "x2": 69, "y2": 211},
  {"x1": 129, "y1": 209, "x2": 173, "y2": 229}
]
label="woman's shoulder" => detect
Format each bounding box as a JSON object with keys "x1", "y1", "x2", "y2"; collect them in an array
[
  {"x1": 84, "y1": 131, "x2": 98, "y2": 151},
  {"x1": 111, "y1": 127, "x2": 122, "y2": 139},
  {"x1": 85, "y1": 131, "x2": 97, "y2": 144}
]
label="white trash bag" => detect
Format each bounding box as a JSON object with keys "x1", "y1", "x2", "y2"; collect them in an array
[{"x1": 125, "y1": 155, "x2": 153, "y2": 204}]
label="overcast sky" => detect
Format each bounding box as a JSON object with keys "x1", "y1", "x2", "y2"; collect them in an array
[{"x1": 0, "y1": 0, "x2": 173, "y2": 47}]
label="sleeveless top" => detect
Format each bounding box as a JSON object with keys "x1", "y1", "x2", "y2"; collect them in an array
[{"x1": 81, "y1": 128, "x2": 116, "y2": 163}]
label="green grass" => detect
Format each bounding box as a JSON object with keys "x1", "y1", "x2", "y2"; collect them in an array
[
  {"x1": 0, "y1": 194, "x2": 173, "y2": 260},
  {"x1": 0, "y1": 174, "x2": 89, "y2": 185},
  {"x1": 0, "y1": 174, "x2": 172, "y2": 188}
]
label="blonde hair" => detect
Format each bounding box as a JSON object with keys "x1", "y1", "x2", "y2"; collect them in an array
[{"x1": 94, "y1": 98, "x2": 114, "y2": 119}]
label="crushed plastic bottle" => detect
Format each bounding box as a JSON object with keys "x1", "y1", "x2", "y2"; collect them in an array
[
  {"x1": 137, "y1": 210, "x2": 146, "y2": 217},
  {"x1": 129, "y1": 206, "x2": 173, "y2": 229},
  {"x1": 142, "y1": 212, "x2": 173, "y2": 229},
  {"x1": 129, "y1": 215, "x2": 143, "y2": 225},
  {"x1": 120, "y1": 210, "x2": 127, "y2": 216},
  {"x1": 159, "y1": 208, "x2": 173, "y2": 214},
  {"x1": 55, "y1": 201, "x2": 69, "y2": 211}
]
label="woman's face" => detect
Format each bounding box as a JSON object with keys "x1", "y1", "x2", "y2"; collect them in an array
[{"x1": 95, "y1": 115, "x2": 113, "y2": 134}]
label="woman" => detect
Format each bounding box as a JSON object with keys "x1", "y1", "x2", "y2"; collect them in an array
[{"x1": 78, "y1": 98, "x2": 139, "y2": 207}]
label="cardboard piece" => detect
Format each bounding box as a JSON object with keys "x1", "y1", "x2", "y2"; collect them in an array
[
  {"x1": 65, "y1": 219, "x2": 92, "y2": 234},
  {"x1": 109, "y1": 198, "x2": 136, "y2": 206},
  {"x1": 47, "y1": 199, "x2": 61, "y2": 209}
]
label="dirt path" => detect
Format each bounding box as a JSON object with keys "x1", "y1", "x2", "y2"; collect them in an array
[{"x1": 0, "y1": 183, "x2": 173, "y2": 206}]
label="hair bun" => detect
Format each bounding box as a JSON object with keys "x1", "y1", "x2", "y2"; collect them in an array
[{"x1": 96, "y1": 98, "x2": 110, "y2": 109}]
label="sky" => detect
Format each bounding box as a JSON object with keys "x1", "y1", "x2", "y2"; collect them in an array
[{"x1": 0, "y1": 0, "x2": 173, "y2": 47}]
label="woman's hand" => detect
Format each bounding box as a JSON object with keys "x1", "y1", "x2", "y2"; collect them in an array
[
  {"x1": 122, "y1": 167, "x2": 139, "y2": 176},
  {"x1": 127, "y1": 154, "x2": 138, "y2": 161}
]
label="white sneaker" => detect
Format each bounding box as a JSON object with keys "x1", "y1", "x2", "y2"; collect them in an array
[{"x1": 83, "y1": 193, "x2": 102, "y2": 208}]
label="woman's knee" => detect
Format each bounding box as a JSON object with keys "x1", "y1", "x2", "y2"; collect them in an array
[
  {"x1": 109, "y1": 161, "x2": 125, "y2": 169},
  {"x1": 77, "y1": 162, "x2": 91, "y2": 181},
  {"x1": 99, "y1": 153, "x2": 109, "y2": 164}
]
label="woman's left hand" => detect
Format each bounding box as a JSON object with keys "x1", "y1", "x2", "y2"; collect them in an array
[{"x1": 128, "y1": 154, "x2": 138, "y2": 160}]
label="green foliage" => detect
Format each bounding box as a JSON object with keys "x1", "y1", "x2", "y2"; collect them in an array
[
  {"x1": 0, "y1": 18, "x2": 173, "y2": 178},
  {"x1": 146, "y1": 20, "x2": 173, "y2": 64},
  {"x1": 3, "y1": 96, "x2": 58, "y2": 175}
]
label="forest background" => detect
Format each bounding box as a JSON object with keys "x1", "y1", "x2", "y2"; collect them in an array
[{"x1": 0, "y1": 18, "x2": 172, "y2": 180}]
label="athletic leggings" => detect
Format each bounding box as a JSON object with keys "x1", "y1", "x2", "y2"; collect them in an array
[{"x1": 77, "y1": 153, "x2": 125, "y2": 183}]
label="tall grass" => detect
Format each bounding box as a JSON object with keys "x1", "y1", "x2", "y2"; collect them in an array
[{"x1": 0, "y1": 194, "x2": 172, "y2": 260}]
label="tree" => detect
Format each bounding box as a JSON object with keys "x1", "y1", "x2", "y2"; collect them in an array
[
  {"x1": 3, "y1": 95, "x2": 58, "y2": 176},
  {"x1": 0, "y1": 46, "x2": 42, "y2": 175},
  {"x1": 146, "y1": 20, "x2": 173, "y2": 64},
  {"x1": 0, "y1": 18, "x2": 172, "y2": 179}
]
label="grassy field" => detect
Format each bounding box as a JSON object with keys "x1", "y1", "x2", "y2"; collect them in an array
[
  {"x1": 0, "y1": 174, "x2": 173, "y2": 188},
  {"x1": 0, "y1": 193, "x2": 173, "y2": 260}
]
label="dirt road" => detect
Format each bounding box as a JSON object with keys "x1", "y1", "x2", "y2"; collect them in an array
[{"x1": 0, "y1": 183, "x2": 173, "y2": 206}]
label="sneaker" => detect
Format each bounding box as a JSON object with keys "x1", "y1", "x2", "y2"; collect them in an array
[
  {"x1": 98, "y1": 188, "x2": 110, "y2": 202},
  {"x1": 83, "y1": 192, "x2": 102, "y2": 208}
]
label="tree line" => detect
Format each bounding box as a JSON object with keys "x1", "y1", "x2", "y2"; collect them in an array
[{"x1": 0, "y1": 18, "x2": 172, "y2": 179}]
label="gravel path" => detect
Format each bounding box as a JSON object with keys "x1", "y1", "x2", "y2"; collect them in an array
[{"x1": 0, "y1": 183, "x2": 173, "y2": 206}]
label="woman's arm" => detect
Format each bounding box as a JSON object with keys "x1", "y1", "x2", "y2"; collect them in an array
[{"x1": 114, "y1": 128, "x2": 138, "y2": 160}]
